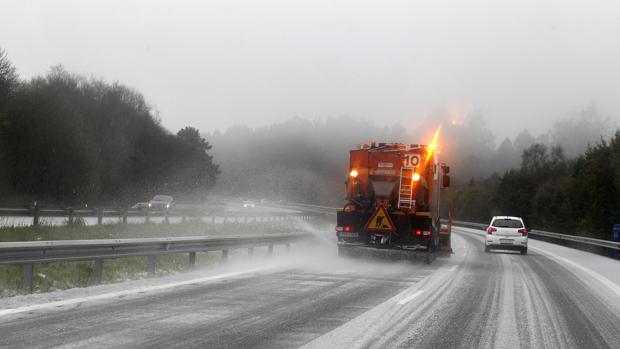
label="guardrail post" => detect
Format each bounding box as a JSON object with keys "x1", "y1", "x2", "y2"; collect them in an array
[
  {"x1": 268, "y1": 245, "x2": 273, "y2": 255},
  {"x1": 32, "y1": 202, "x2": 40, "y2": 226},
  {"x1": 94, "y1": 259, "x2": 103, "y2": 285},
  {"x1": 164, "y1": 209, "x2": 170, "y2": 224},
  {"x1": 145, "y1": 208, "x2": 150, "y2": 224},
  {"x1": 189, "y1": 252, "x2": 196, "y2": 270},
  {"x1": 181, "y1": 211, "x2": 186, "y2": 223},
  {"x1": 122, "y1": 208, "x2": 128, "y2": 224},
  {"x1": 23, "y1": 264, "x2": 34, "y2": 294},
  {"x1": 97, "y1": 208, "x2": 103, "y2": 225},
  {"x1": 221, "y1": 249, "x2": 228, "y2": 263},
  {"x1": 67, "y1": 207, "x2": 74, "y2": 226},
  {"x1": 148, "y1": 255, "x2": 156, "y2": 276}
]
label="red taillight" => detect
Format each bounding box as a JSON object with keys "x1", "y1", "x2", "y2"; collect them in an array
[
  {"x1": 415, "y1": 230, "x2": 422, "y2": 236},
  {"x1": 487, "y1": 227, "x2": 497, "y2": 235},
  {"x1": 335, "y1": 226, "x2": 343, "y2": 232},
  {"x1": 518, "y1": 228, "x2": 528, "y2": 236},
  {"x1": 344, "y1": 226, "x2": 351, "y2": 232}
]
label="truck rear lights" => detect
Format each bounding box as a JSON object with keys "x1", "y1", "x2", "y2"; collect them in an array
[
  {"x1": 487, "y1": 227, "x2": 497, "y2": 234},
  {"x1": 518, "y1": 228, "x2": 528, "y2": 236},
  {"x1": 335, "y1": 226, "x2": 352, "y2": 234},
  {"x1": 415, "y1": 230, "x2": 422, "y2": 235},
  {"x1": 350, "y1": 169, "x2": 359, "y2": 178}
]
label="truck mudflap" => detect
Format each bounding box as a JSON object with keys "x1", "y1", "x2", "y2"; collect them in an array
[{"x1": 438, "y1": 223, "x2": 453, "y2": 254}]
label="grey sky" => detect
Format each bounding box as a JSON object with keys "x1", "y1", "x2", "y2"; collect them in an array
[{"x1": 2, "y1": 0, "x2": 619, "y2": 140}]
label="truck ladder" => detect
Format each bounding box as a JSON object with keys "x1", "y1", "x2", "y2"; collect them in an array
[{"x1": 398, "y1": 167, "x2": 415, "y2": 209}]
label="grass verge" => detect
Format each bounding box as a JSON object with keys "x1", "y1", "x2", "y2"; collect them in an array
[{"x1": 0, "y1": 218, "x2": 328, "y2": 297}]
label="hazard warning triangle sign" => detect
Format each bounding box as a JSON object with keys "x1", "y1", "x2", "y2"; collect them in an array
[{"x1": 365, "y1": 206, "x2": 395, "y2": 233}]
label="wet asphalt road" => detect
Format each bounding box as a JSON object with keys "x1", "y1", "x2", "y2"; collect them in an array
[{"x1": 1, "y1": 228, "x2": 619, "y2": 348}]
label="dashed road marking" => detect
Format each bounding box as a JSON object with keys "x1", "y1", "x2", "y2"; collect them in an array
[{"x1": 397, "y1": 290, "x2": 425, "y2": 305}]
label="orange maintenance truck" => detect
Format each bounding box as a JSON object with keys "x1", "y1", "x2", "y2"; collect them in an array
[{"x1": 335, "y1": 135, "x2": 452, "y2": 262}]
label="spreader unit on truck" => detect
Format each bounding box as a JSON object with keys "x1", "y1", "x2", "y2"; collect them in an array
[{"x1": 335, "y1": 139, "x2": 452, "y2": 263}]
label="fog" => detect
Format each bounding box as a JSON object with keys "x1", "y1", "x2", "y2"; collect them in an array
[
  {"x1": 207, "y1": 108, "x2": 615, "y2": 205},
  {"x1": 2, "y1": 0, "x2": 620, "y2": 140},
  {"x1": 1, "y1": 1, "x2": 619, "y2": 207}
]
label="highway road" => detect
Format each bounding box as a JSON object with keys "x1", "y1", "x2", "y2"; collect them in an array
[{"x1": 1, "y1": 227, "x2": 619, "y2": 348}]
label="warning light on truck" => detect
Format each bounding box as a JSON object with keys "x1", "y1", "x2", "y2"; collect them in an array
[{"x1": 350, "y1": 170, "x2": 359, "y2": 178}]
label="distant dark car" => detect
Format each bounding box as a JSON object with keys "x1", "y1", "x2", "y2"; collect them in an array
[
  {"x1": 148, "y1": 195, "x2": 175, "y2": 210},
  {"x1": 131, "y1": 202, "x2": 148, "y2": 210}
]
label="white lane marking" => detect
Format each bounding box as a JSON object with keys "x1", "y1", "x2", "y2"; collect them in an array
[
  {"x1": 397, "y1": 290, "x2": 425, "y2": 305},
  {"x1": 448, "y1": 265, "x2": 458, "y2": 272},
  {"x1": 0, "y1": 268, "x2": 263, "y2": 317},
  {"x1": 529, "y1": 246, "x2": 620, "y2": 298},
  {"x1": 455, "y1": 226, "x2": 620, "y2": 298}
]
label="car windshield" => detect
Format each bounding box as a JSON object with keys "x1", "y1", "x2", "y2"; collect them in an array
[
  {"x1": 492, "y1": 219, "x2": 523, "y2": 228},
  {"x1": 152, "y1": 195, "x2": 172, "y2": 202}
]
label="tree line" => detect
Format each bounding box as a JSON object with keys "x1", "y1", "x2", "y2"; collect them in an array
[
  {"x1": 448, "y1": 133, "x2": 620, "y2": 240},
  {"x1": 0, "y1": 48, "x2": 219, "y2": 206}
]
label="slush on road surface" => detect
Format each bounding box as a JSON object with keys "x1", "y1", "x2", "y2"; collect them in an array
[{"x1": 0, "y1": 228, "x2": 619, "y2": 348}]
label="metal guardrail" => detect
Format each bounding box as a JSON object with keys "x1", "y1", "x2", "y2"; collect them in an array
[
  {"x1": 448, "y1": 220, "x2": 620, "y2": 251},
  {"x1": 275, "y1": 202, "x2": 339, "y2": 215},
  {"x1": 0, "y1": 204, "x2": 321, "y2": 226},
  {"x1": 1, "y1": 232, "x2": 313, "y2": 294}
]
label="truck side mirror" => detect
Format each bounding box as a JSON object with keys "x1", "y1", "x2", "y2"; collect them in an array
[{"x1": 442, "y1": 175, "x2": 450, "y2": 188}]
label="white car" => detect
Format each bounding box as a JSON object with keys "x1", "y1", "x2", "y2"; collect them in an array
[
  {"x1": 242, "y1": 201, "x2": 255, "y2": 208},
  {"x1": 485, "y1": 216, "x2": 528, "y2": 254},
  {"x1": 147, "y1": 195, "x2": 175, "y2": 210}
]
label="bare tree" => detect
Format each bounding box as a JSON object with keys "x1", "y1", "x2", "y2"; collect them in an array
[{"x1": 0, "y1": 47, "x2": 18, "y2": 101}]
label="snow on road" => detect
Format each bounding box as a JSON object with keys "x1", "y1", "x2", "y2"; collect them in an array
[
  {"x1": 303, "y1": 229, "x2": 620, "y2": 348},
  {"x1": 1, "y1": 227, "x2": 619, "y2": 348}
]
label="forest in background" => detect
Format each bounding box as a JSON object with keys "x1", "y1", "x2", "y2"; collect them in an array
[
  {"x1": 2, "y1": 46, "x2": 618, "y2": 239},
  {"x1": 208, "y1": 108, "x2": 617, "y2": 238},
  {"x1": 0, "y1": 48, "x2": 219, "y2": 206},
  {"x1": 448, "y1": 134, "x2": 620, "y2": 240}
]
